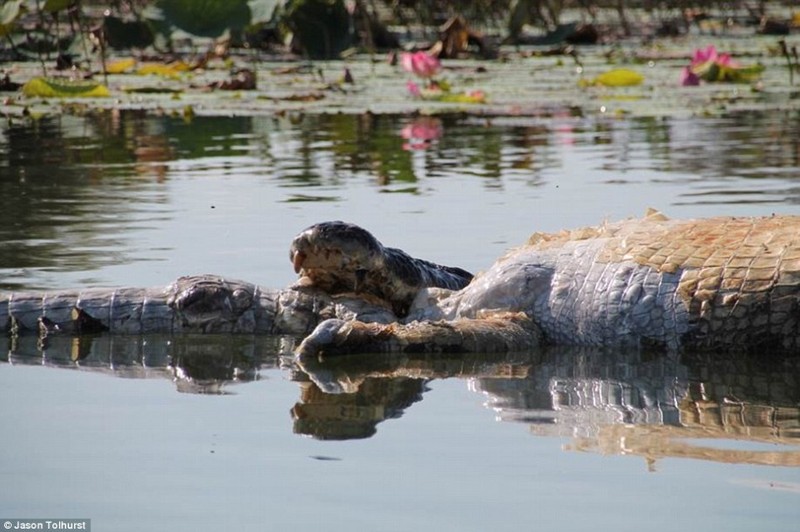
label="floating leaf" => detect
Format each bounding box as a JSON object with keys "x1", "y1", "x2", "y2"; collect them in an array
[
  {"x1": 694, "y1": 61, "x2": 765, "y2": 84},
  {"x1": 105, "y1": 58, "x2": 137, "y2": 74},
  {"x1": 137, "y1": 61, "x2": 191, "y2": 78},
  {"x1": 583, "y1": 68, "x2": 644, "y2": 87},
  {"x1": 435, "y1": 90, "x2": 487, "y2": 104},
  {"x1": 22, "y1": 77, "x2": 110, "y2": 98}
]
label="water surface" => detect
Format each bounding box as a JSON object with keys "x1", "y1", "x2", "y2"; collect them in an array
[{"x1": 1, "y1": 109, "x2": 799, "y2": 531}]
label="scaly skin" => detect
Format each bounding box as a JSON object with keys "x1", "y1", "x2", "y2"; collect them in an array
[
  {"x1": 1, "y1": 275, "x2": 397, "y2": 337},
  {"x1": 289, "y1": 221, "x2": 473, "y2": 315},
  {"x1": 297, "y1": 212, "x2": 800, "y2": 356},
  {"x1": 6, "y1": 214, "x2": 800, "y2": 356}
]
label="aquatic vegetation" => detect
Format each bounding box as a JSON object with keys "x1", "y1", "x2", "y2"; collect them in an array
[
  {"x1": 580, "y1": 68, "x2": 644, "y2": 88},
  {"x1": 401, "y1": 51, "x2": 442, "y2": 79},
  {"x1": 680, "y1": 44, "x2": 765, "y2": 85},
  {"x1": 104, "y1": 58, "x2": 137, "y2": 74},
  {"x1": 21, "y1": 77, "x2": 110, "y2": 98},
  {"x1": 406, "y1": 80, "x2": 487, "y2": 104},
  {"x1": 401, "y1": 51, "x2": 486, "y2": 104},
  {"x1": 136, "y1": 61, "x2": 193, "y2": 78},
  {"x1": 157, "y1": 0, "x2": 251, "y2": 39},
  {"x1": 0, "y1": 0, "x2": 22, "y2": 38}
]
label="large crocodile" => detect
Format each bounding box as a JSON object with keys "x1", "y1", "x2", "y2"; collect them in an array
[
  {"x1": 4, "y1": 212, "x2": 800, "y2": 356},
  {"x1": 294, "y1": 210, "x2": 800, "y2": 356}
]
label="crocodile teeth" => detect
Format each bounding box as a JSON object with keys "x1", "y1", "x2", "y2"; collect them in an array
[{"x1": 292, "y1": 251, "x2": 306, "y2": 273}]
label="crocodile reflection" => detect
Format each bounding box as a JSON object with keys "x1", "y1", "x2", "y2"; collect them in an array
[
  {"x1": 4, "y1": 334, "x2": 281, "y2": 395},
  {"x1": 291, "y1": 351, "x2": 534, "y2": 440},
  {"x1": 4, "y1": 334, "x2": 799, "y2": 466},
  {"x1": 470, "y1": 348, "x2": 800, "y2": 468},
  {"x1": 296, "y1": 347, "x2": 800, "y2": 466}
]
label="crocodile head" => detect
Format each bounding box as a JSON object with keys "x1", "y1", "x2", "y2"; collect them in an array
[{"x1": 289, "y1": 221, "x2": 384, "y2": 296}]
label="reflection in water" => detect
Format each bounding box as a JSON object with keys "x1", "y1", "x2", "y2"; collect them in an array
[
  {"x1": 4, "y1": 334, "x2": 282, "y2": 395},
  {"x1": 0, "y1": 113, "x2": 173, "y2": 289},
  {"x1": 2, "y1": 109, "x2": 799, "y2": 290},
  {"x1": 472, "y1": 347, "x2": 800, "y2": 468},
  {"x1": 290, "y1": 375, "x2": 426, "y2": 440},
  {"x1": 400, "y1": 116, "x2": 444, "y2": 151},
  {"x1": 4, "y1": 333, "x2": 798, "y2": 466}
]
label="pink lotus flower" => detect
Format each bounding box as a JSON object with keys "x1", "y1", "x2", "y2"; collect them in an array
[
  {"x1": 680, "y1": 44, "x2": 760, "y2": 85},
  {"x1": 400, "y1": 51, "x2": 441, "y2": 79},
  {"x1": 691, "y1": 45, "x2": 717, "y2": 65},
  {"x1": 690, "y1": 44, "x2": 738, "y2": 68},
  {"x1": 679, "y1": 66, "x2": 700, "y2": 86}
]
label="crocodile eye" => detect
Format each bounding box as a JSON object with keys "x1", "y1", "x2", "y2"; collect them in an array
[{"x1": 231, "y1": 288, "x2": 253, "y2": 310}]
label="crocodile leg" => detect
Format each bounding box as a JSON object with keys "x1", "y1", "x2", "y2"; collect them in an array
[{"x1": 295, "y1": 312, "x2": 541, "y2": 358}]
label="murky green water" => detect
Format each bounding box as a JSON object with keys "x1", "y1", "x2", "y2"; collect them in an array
[{"x1": 1, "y1": 110, "x2": 799, "y2": 531}]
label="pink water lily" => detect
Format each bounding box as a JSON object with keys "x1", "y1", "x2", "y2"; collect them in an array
[
  {"x1": 691, "y1": 44, "x2": 738, "y2": 68},
  {"x1": 691, "y1": 45, "x2": 717, "y2": 65},
  {"x1": 400, "y1": 51, "x2": 441, "y2": 79},
  {"x1": 679, "y1": 67, "x2": 700, "y2": 86},
  {"x1": 681, "y1": 44, "x2": 760, "y2": 85}
]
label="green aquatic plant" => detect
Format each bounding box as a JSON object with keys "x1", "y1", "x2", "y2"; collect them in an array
[
  {"x1": 402, "y1": 50, "x2": 486, "y2": 104},
  {"x1": 579, "y1": 68, "x2": 644, "y2": 87},
  {"x1": 0, "y1": 0, "x2": 23, "y2": 39},
  {"x1": 156, "y1": 0, "x2": 252, "y2": 38},
  {"x1": 22, "y1": 77, "x2": 110, "y2": 98}
]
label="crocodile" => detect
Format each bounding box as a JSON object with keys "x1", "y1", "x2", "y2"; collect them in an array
[
  {"x1": 0, "y1": 221, "x2": 471, "y2": 339},
  {"x1": 4, "y1": 213, "x2": 800, "y2": 356},
  {"x1": 295, "y1": 211, "x2": 800, "y2": 356}
]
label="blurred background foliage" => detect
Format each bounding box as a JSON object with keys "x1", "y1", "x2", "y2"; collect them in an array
[{"x1": 0, "y1": 0, "x2": 796, "y2": 64}]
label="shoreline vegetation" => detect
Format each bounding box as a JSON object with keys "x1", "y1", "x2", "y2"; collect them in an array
[{"x1": 1, "y1": 1, "x2": 799, "y2": 118}]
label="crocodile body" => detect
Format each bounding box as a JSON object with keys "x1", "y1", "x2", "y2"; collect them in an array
[
  {"x1": 296, "y1": 212, "x2": 800, "y2": 355},
  {"x1": 0, "y1": 221, "x2": 470, "y2": 338},
  {"x1": 0, "y1": 275, "x2": 397, "y2": 338}
]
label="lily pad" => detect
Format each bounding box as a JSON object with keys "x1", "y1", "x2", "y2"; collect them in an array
[
  {"x1": 582, "y1": 69, "x2": 645, "y2": 87},
  {"x1": 695, "y1": 61, "x2": 766, "y2": 83},
  {"x1": 22, "y1": 77, "x2": 110, "y2": 98},
  {"x1": 105, "y1": 58, "x2": 137, "y2": 74},
  {"x1": 137, "y1": 62, "x2": 192, "y2": 78},
  {"x1": 432, "y1": 90, "x2": 487, "y2": 104}
]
